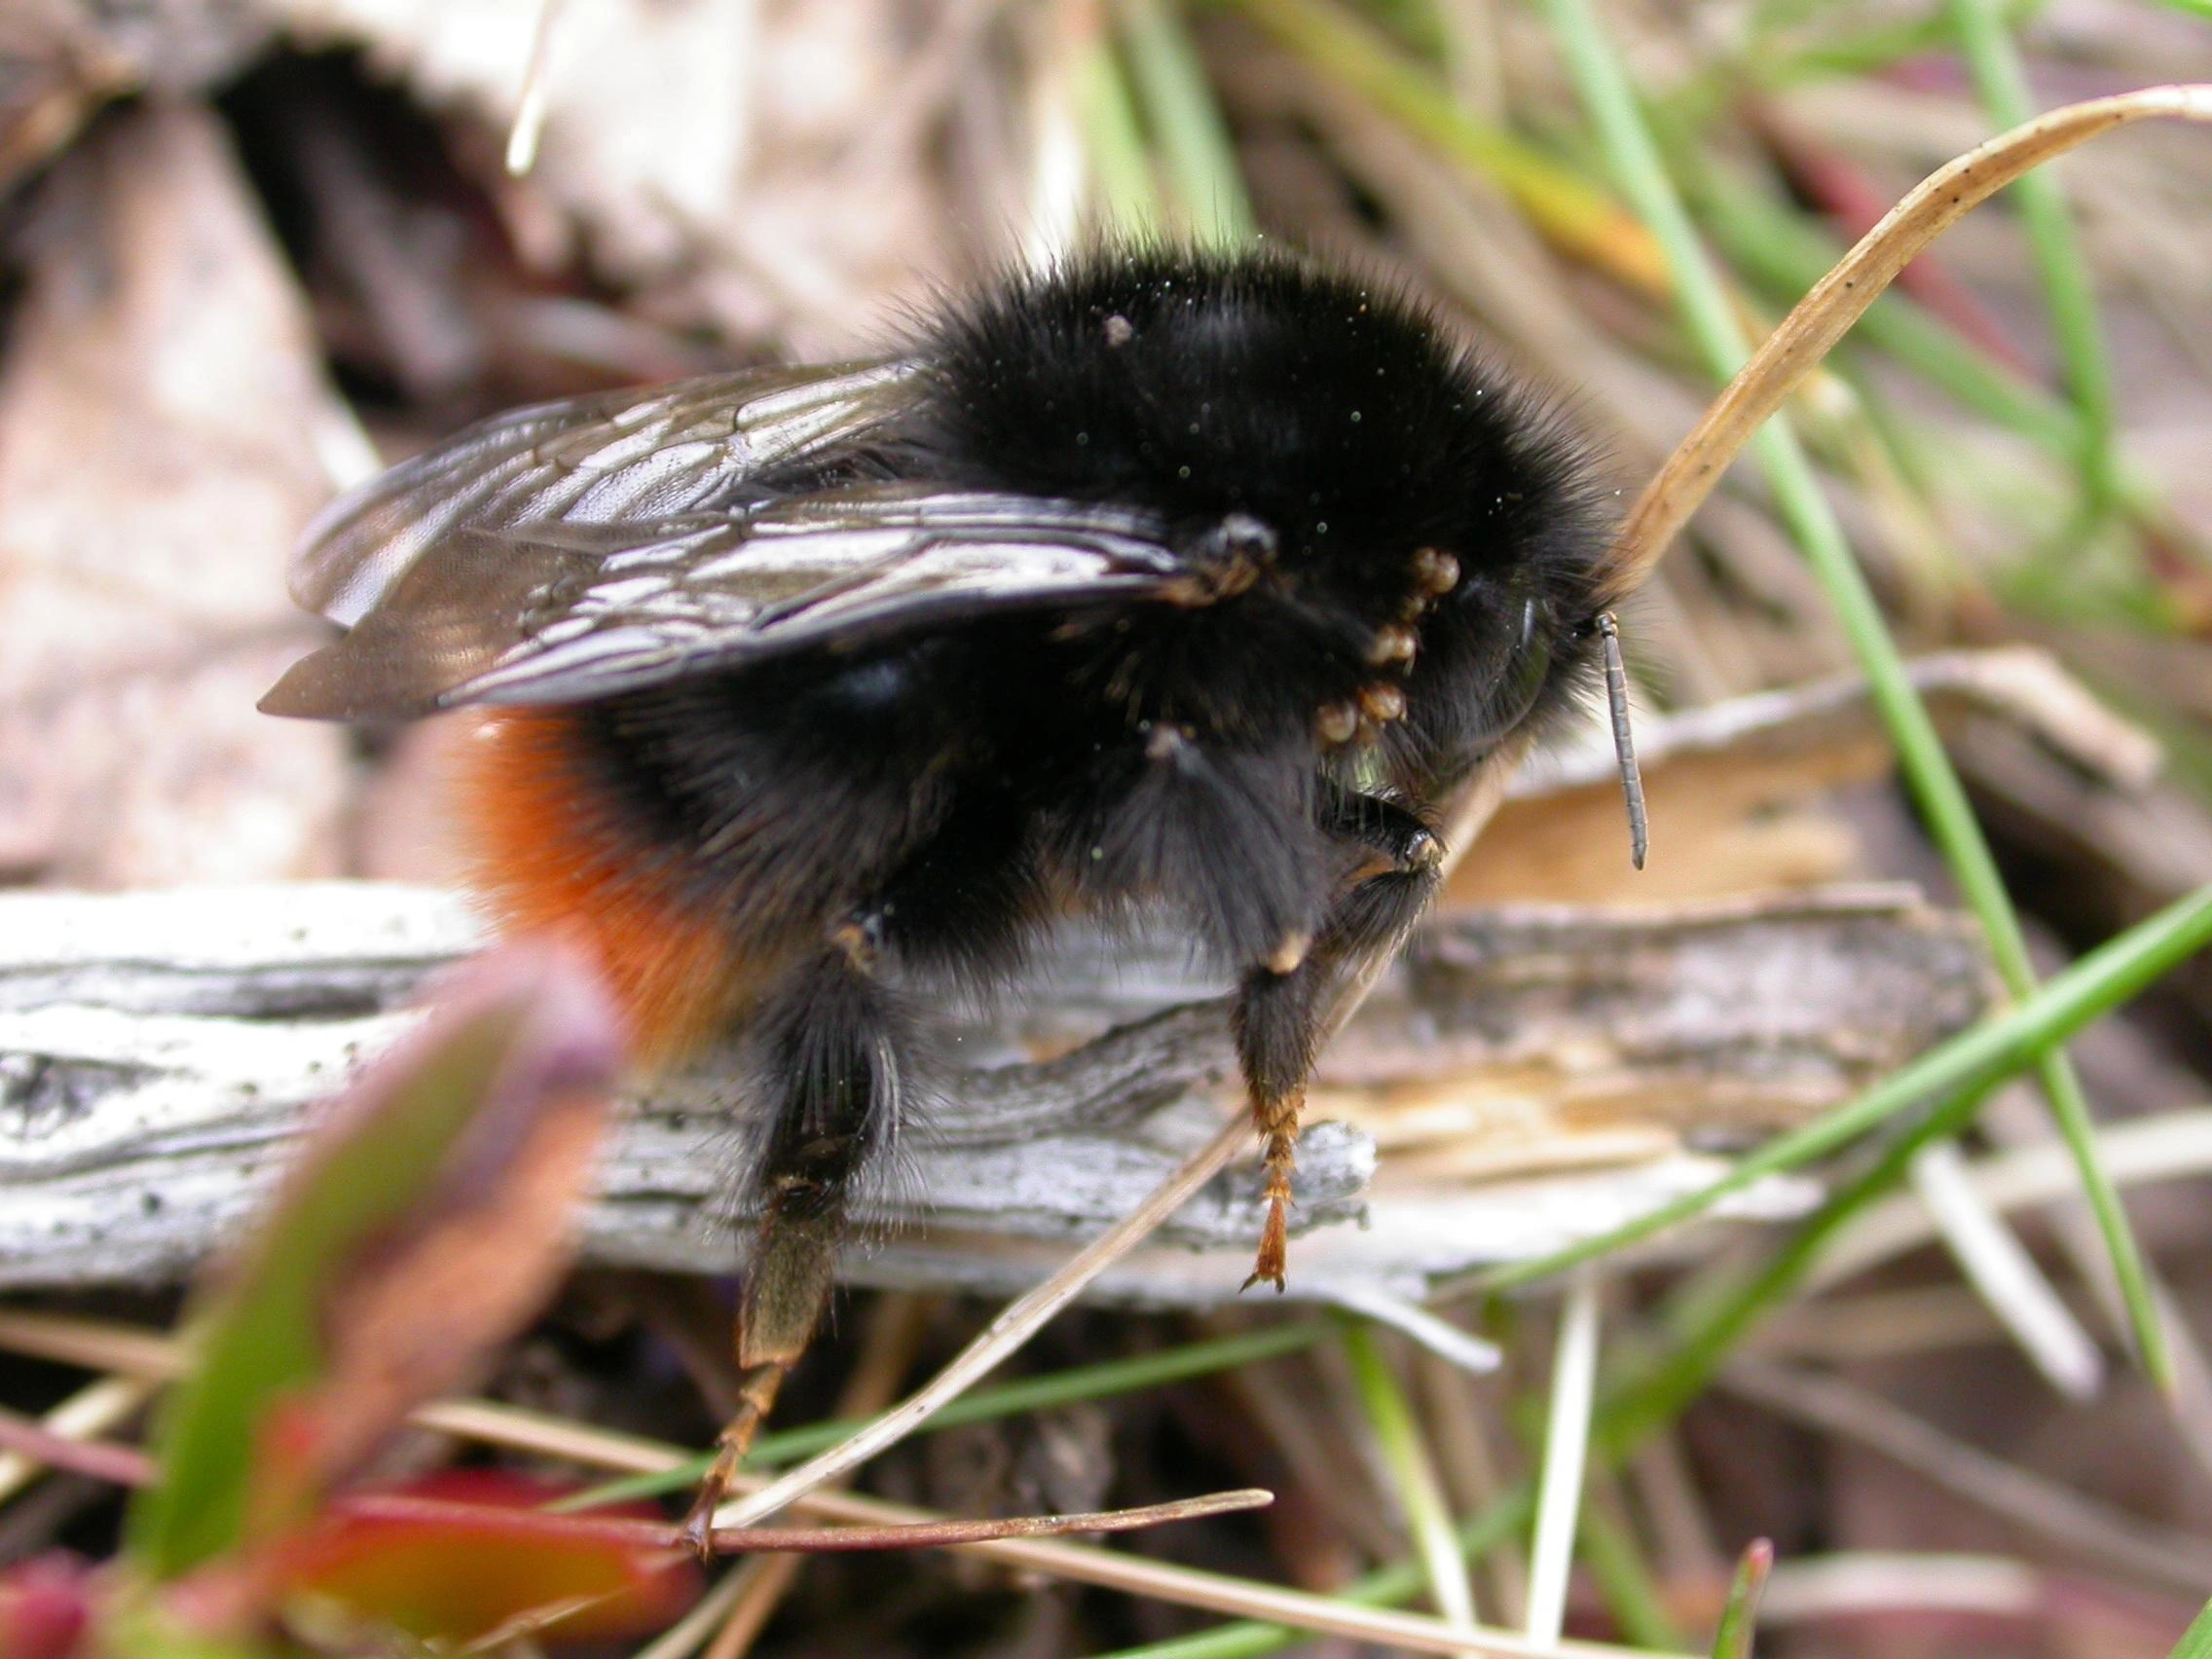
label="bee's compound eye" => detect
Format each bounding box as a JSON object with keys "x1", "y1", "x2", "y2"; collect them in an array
[
  {"x1": 1494, "y1": 626, "x2": 1555, "y2": 730},
  {"x1": 1458, "y1": 591, "x2": 1559, "y2": 752}
]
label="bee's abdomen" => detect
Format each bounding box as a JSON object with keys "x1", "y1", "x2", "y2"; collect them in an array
[{"x1": 452, "y1": 708, "x2": 764, "y2": 1065}]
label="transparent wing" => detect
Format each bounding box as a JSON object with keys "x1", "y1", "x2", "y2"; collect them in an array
[
  {"x1": 260, "y1": 488, "x2": 1185, "y2": 720},
  {"x1": 292, "y1": 359, "x2": 927, "y2": 628}
]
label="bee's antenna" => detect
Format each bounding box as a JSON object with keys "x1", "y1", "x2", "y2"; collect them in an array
[{"x1": 1596, "y1": 612, "x2": 1647, "y2": 870}]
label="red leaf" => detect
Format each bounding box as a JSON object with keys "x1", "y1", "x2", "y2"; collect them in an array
[
  {"x1": 276, "y1": 1471, "x2": 699, "y2": 1647},
  {"x1": 130, "y1": 940, "x2": 625, "y2": 1578},
  {"x1": 0, "y1": 1556, "x2": 94, "y2": 1659}
]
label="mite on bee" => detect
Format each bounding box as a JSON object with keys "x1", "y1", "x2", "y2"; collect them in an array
[{"x1": 263, "y1": 245, "x2": 1641, "y2": 1546}]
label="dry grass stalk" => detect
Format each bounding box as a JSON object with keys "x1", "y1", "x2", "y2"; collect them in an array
[{"x1": 1617, "y1": 84, "x2": 2212, "y2": 587}]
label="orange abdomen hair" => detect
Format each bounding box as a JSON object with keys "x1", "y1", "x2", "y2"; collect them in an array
[{"x1": 452, "y1": 709, "x2": 755, "y2": 1066}]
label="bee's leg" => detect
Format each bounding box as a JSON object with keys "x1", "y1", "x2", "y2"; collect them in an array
[
  {"x1": 1235, "y1": 789, "x2": 1443, "y2": 1290},
  {"x1": 681, "y1": 945, "x2": 907, "y2": 1554},
  {"x1": 1234, "y1": 947, "x2": 1325, "y2": 1293}
]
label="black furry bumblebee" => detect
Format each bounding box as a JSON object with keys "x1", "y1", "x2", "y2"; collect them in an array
[{"x1": 264, "y1": 245, "x2": 1636, "y2": 1540}]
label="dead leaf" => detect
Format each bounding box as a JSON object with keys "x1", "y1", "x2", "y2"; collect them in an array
[
  {"x1": 267, "y1": 0, "x2": 970, "y2": 352},
  {"x1": 0, "y1": 0, "x2": 274, "y2": 190},
  {"x1": 0, "y1": 102, "x2": 355, "y2": 885}
]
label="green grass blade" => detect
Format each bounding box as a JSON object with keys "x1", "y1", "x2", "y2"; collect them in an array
[
  {"x1": 1949, "y1": 0, "x2": 2120, "y2": 513},
  {"x1": 1603, "y1": 1077, "x2": 2008, "y2": 1458},
  {"x1": 1580, "y1": 1499, "x2": 1691, "y2": 1650},
  {"x1": 1342, "y1": 1320, "x2": 1481, "y2": 1633},
  {"x1": 1080, "y1": 27, "x2": 1168, "y2": 239},
  {"x1": 1218, "y1": 0, "x2": 1673, "y2": 292},
  {"x1": 1535, "y1": 0, "x2": 2171, "y2": 1389},
  {"x1": 1708, "y1": 1539, "x2": 1773, "y2": 1659},
  {"x1": 1117, "y1": 0, "x2": 1254, "y2": 245},
  {"x1": 1722, "y1": 0, "x2": 2045, "y2": 92},
  {"x1": 2170, "y1": 1597, "x2": 2212, "y2": 1658}
]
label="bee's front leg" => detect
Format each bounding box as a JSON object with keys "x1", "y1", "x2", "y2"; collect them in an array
[{"x1": 1233, "y1": 787, "x2": 1444, "y2": 1291}]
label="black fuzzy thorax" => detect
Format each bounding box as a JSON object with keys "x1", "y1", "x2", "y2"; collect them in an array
[
  {"x1": 891, "y1": 247, "x2": 1615, "y2": 769},
  {"x1": 906, "y1": 250, "x2": 1579, "y2": 593},
  {"x1": 571, "y1": 248, "x2": 1615, "y2": 988}
]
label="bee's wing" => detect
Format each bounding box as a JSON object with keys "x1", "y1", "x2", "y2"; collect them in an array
[
  {"x1": 292, "y1": 359, "x2": 927, "y2": 628},
  {"x1": 260, "y1": 489, "x2": 1186, "y2": 720}
]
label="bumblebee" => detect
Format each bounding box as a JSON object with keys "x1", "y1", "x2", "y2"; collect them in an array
[{"x1": 264, "y1": 245, "x2": 1626, "y2": 1539}]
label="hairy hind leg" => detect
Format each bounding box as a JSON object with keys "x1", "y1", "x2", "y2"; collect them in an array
[
  {"x1": 681, "y1": 798, "x2": 1038, "y2": 1552},
  {"x1": 1234, "y1": 789, "x2": 1444, "y2": 1290},
  {"x1": 682, "y1": 945, "x2": 910, "y2": 1552}
]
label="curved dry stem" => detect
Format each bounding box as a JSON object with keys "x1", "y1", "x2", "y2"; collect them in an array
[
  {"x1": 1615, "y1": 82, "x2": 2212, "y2": 588},
  {"x1": 335, "y1": 1487, "x2": 1273, "y2": 1556}
]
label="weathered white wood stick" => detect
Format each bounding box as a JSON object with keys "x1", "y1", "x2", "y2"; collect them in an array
[{"x1": 0, "y1": 881, "x2": 1987, "y2": 1305}]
